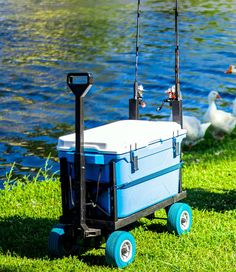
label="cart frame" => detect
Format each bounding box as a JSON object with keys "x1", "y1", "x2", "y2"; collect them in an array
[{"x1": 57, "y1": 70, "x2": 186, "y2": 239}]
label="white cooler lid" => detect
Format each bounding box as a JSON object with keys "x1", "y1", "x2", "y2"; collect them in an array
[{"x1": 57, "y1": 120, "x2": 186, "y2": 154}]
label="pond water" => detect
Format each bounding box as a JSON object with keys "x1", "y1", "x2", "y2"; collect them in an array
[{"x1": 1, "y1": 0, "x2": 236, "y2": 183}]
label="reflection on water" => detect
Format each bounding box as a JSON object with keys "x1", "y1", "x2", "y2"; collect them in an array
[{"x1": 1, "y1": 0, "x2": 236, "y2": 181}]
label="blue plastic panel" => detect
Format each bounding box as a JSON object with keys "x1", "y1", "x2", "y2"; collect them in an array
[
  {"x1": 85, "y1": 153, "x2": 105, "y2": 165},
  {"x1": 58, "y1": 134, "x2": 186, "y2": 218}
]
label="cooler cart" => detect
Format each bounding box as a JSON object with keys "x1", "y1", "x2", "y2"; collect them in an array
[
  {"x1": 48, "y1": 73, "x2": 192, "y2": 268},
  {"x1": 48, "y1": 0, "x2": 192, "y2": 268}
]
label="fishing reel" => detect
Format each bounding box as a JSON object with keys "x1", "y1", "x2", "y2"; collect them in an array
[
  {"x1": 156, "y1": 85, "x2": 176, "y2": 111},
  {"x1": 137, "y1": 84, "x2": 146, "y2": 108},
  {"x1": 129, "y1": 83, "x2": 146, "y2": 119}
]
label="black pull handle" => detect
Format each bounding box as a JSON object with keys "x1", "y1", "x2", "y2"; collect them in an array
[{"x1": 67, "y1": 72, "x2": 93, "y2": 97}]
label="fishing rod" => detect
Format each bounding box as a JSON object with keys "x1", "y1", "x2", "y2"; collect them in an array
[
  {"x1": 172, "y1": 0, "x2": 183, "y2": 127},
  {"x1": 129, "y1": 0, "x2": 145, "y2": 120},
  {"x1": 134, "y1": 0, "x2": 141, "y2": 95},
  {"x1": 156, "y1": 0, "x2": 183, "y2": 127},
  {"x1": 175, "y1": 0, "x2": 180, "y2": 101}
]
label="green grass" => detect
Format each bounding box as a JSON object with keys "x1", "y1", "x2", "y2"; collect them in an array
[{"x1": 0, "y1": 135, "x2": 236, "y2": 272}]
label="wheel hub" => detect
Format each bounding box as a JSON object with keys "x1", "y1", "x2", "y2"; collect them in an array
[
  {"x1": 180, "y1": 211, "x2": 190, "y2": 230},
  {"x1": 120, "y1": 240, "x2": 132, "y2": 262}
]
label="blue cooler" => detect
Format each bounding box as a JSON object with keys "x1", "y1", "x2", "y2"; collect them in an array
[{"x1": 57, "y1": 120, "x2": 186, "y2": 218}]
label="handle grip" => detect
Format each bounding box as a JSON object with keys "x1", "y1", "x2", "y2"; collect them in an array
[{"x1": 67, "y1": 72, "x2": 93, "y2": 97}]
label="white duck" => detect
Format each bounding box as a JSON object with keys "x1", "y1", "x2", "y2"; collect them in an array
[
  {"x1": 203, "y1": 91, "x2": 236, "y2": 134},
  {"x1": 169, "y1": 113, "x2": 210, "y2": 146},
  {"x1": 182, "y1": 115, "x2": 211, "y2": 146},
  {"x1": 166, "y1": 86, "x2": 210, "y2": 145},
  {"x1": 233, "y1": 98, "x2": 236, "y2": 117},
  {"x1": 225, "y1": 65, "x2": 236, "y2": 74}
]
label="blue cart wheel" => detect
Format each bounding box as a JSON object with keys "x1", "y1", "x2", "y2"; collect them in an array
[
  {"x1": 167, "y1": 203, "x2": 192, "y2": 235},
  {"x1": 48, "y1": 223, "x2": 77, "y2": 258},
  {"x1": 105, "y1": 231, "x2": 136, "y2": 268}
]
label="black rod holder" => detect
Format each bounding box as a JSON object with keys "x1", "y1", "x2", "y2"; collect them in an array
[
  {"x1": 67, "y1": 72, "x2": 93, "y2": 233},
  {"x1": 129, "y1": 98, "x2": 139, "y2": 120},
  {"x1": 172, "y1": 100, "x2": 183, "y2": 128}
]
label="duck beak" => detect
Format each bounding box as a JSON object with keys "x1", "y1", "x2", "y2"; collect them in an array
[
  {"x1": 225, "y1": 65, "x2": 232, "y2": 74},
  {"x1": 216, "y1": 93, "x2": 221, "y2": 99}
]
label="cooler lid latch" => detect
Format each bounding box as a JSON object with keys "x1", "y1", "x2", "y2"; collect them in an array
[
  {"x1": 173, "y1": 136, "x2": 180, "y2": 158},
  {"x1": 130, "y1": 147, "x2": 139, "y2": 173}
]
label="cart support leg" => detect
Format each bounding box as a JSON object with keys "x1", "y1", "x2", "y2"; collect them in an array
[
  {"x1": 171, "y1": 100, "x2": 183, "y2": 193},
  {"x1": 60, "y1": 157, "x2": 70, "y2": 217},
  {"x1": 110, "y1": 161, "x2": 117, "y2": 222}
]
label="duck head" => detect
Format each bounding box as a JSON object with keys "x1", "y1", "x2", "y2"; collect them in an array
[{"x1": 208, "y1": 91, "x2": 221, "y2": 103}]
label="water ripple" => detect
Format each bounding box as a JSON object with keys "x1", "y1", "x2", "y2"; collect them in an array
[{"x1": 0, "y1": 0, "x2": 236, "y2": 181}]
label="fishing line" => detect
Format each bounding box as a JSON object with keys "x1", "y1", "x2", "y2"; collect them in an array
[{"x1": 134, "y1": 0, "x2": 141, "y2": 99}]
